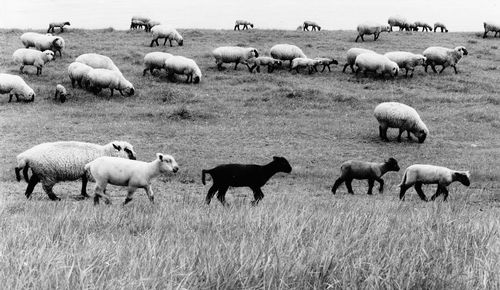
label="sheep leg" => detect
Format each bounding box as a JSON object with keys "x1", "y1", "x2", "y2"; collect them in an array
[
  {"x1": 123, "y1": 187, "x2": 137, "y2": 205},
  {"x1": 234, "y1": 62, "x2": 239, "y2": 70},
  {"x1": 169, "y1": 39, "x2": 174, "y2": 47},
  {"x1": 144, "y1": 185, "x2": 155, "y2": 204},
  {"x1": 25, "y1": 174, "x2": 40, "y2": 199},
  {"x1": 376, "y1": 178, "x2": 384, "y2": 193},
  {"x1": 217, "y1": 63, "x2": 224, "y2": 71},
  {"x1": 81, "y1": 175, "x2": 89, "y2": 198},
  {"x1": 374, "y1": 33, "x2": 379, "y2": 41},
  {"x1": 149, "y1": 38, "x2": 157, "y2": 47},
  {"x1": 54, "y1": 91, "x2": 58, "y2": 101},
  {"x1": 342, "y1": 63, "x2": 349, "y2": 73},
  {"x1": 216, "y1": 186, "x2": 229, "y2": 206},
  {"x1": 345, "y1": 179, "x2": 354, "y2": 194},
  {"x1": 331, "y1": 177, "x2": 345, "y2": 194},
  {"x1": 406, "y1": 131, "x2": 413, "y2": 140},
  {"x1": 142, "y1": 68, "x2": 149, "y2": 76},
  {"x1": 234, "y1": 25, "x2": 238, "y2": 31},
  {"x1": 355, "y1": 35, "x2": 361, "y2": 42},
  {"x1": 42, "y1": 183, "x2": 60, "y2": 201},
  {"x1": 19, "y1": 65, "x2": 24, "y2": 74},
  {"x1": 71, "y1": 79, "x2": 76, "y2": 88},
  {"x1": 249, "y1": 64, "x2": 256, "y2": 73},
  {"x1": 367, "y1": 179, "x2": 375, "y2": 195},
  {"x1": 205, "y1": 184, "x2": 219, "y2": 205},
  {"x1": 430, "y1": 186, "x2": 442, "y2": 201},
  {"x1": 451, "y1": 65, "x2": 458, "y2": 74},
  {"x1": 399, "y1": 183, "x2": 412, "y2": 201},
  {"x1": 185, "y1": 74, "x2": 191, "y2": 83},
  {"x1": 250, "y1": 187, "x2": 264, "y2": 206},
  {"x1": 441, "y1": 186, "x2": 449, "y2": 201},
  {"x1": 8, "y1": 94, "x2": 13, "y2": 103},
  {"x1": 397, "y1": 128, "x2": 405, "y2": 142},
  {"x1": 439, "y1": 66, "x2": 447, "y2": 74},
  {"x1": 109, "y1": 88, "x2": 114, "y2": 97},
  {"x1": 414, "y1": 182, "x2": 428, "y2": 201},
  {"x1": 379, "y1": 126, "x2": 389, "y2": 141},
  {"x1": 430, "y1": 64, "x2": 438, "y2": 73}
]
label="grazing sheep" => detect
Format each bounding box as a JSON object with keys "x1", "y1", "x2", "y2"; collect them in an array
[
  {"x1": 354, "y1": 53, "x2": 399, "y2": 78},
  {"x1": 15, "y1": 141, "x2": 137, "y2": 200},
  {"x1": 270, "y1": 44, "x2": 307, "y2": 68},
  {"x1": 130, "y1": 16, "x2": 150, "y2": 30},
  {"x1": 303, "y1": 21, "x2": 321, "y2": 31},
  {"x1": 314, "y1": 57, "x2": 339, "y2": 72},
  {"x1": 399, "y1": 165, "x2": 470, "y2": 201},
  {"x1": 12, "y1": 48, "x2": 54, "y2": 75},
  {"x1": 75, "y1": 53, "x2": 122, "y2": 74},
  {"x1": 212, "y1": 46, "x2": 259, "y2": 70},
  {"x1": 143, "y1": 52, "x2": 173, "y2": 76},
  {"x1": 388, "y1": 16, "x2": 408, "y2": 31},
  {"x1": 247, "y1": 56, "x2": 282, "y2": 73},
  {"x1": 164, "y1": 55, "x2": 202, "y2": 84},
  {"x1": 384, "y1": 51, "x2": 426, "y2": 77},
  {"x1": 67, "y1": 62, "x2": 93, "y2": 88},
  {"x1": 146, "y1": 20, "x2": 161, "y2": 32},
  {"x1": 405, "y1": 22, "x2": 419, "y2": 31},
  {"x1": 356, "y1": 21, "x2": 390, "y2": 42},
  {"x1": 86, "y1": 69, "x2": 135, "y2": 97},
  {"x1": 0, "y1": 73, "x2": 35, "y2": 102},
  {"x1": 434, "y1": 22, "x2": 448, "y2": 32},
  {"x1": 202, "y1": 156, "x2": 292, "y2": 206},
  {"x1": 234, "y1": 20, "x2": 254, "y2": 30},
  {"x1": 414, "y1": 21, "x2": 433, "y2": 32},
  {"x1": 374, "y1": 102, "x2": 429, "y2": 143},
  {"x1": 86, "y1": 153, "x2": 179, "y2": 205},
  {"x1": 423, "y1": 46, "x2": 468, "y2": 74},
  {"x1": 150, "y1": 25, "x2": 184, "y2": 47},
  {"x1": 331, "y1": 158, "x2": 400, "y2": 195},
  {"x1": 20, "y1": 32, "x2": 65, "y2": 58},
  {"x1": 54, "y1": 84, "x2": 68, "y2": 103},
  {"x1": 291, "y1": 57, "x2": 322, "y2": 74},
  {"x1": 483, "y1": 22, "x2": 500, "y2": 38},
  {"x1": 342, "y1": 47, "x2": 376, "y2": 73},
  {"x1": 47, "y1": 21, "x2": 70, "y2": 33}
]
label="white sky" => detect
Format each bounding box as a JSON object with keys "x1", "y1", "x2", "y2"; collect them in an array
[{"x1": 0, "y1": 0, "x2": 498, "y2": 31}]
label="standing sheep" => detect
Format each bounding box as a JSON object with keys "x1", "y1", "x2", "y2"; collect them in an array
[
  {"x1": 374, "y1": 102, "x2": 429, "y2": 143},
  {"x1": 86, "y1": 153, "x2": 179, "y2": 205},
  {"x1": 342, "y1": 47, "x2": 376, "y2": 73},
  {"x1": 270, "y1": 44, "x2": 307, "y2": 68},
  {"x1": 423, "y1": 46, "x2": 468, "y2": 74},
  {"x1": 290, "y1": 57, "x2": 322, "y2": 74},
  {"x1": 47, "y1": 21, "x2": 70, "y2": 33},
  {"x1": 331, "y1": 158, "x2": 400, "y2": 195},
  {"x1": 146, "y1": 20, "x2": 161, "y2": 32},
  {"x1": 234, "y1": 20, "x2": 254, "y2": 30},
  {"x1": 399, "y1": 165, "x2": 470, "y2": 201},
  {"x1": 388, "y1": 16, "x2": 408, "y2": 31},
  {"x1": 150, "y1": 25, "x2": 184, "y2": 47},
  {"x1": 314, "y1": 57, "x2": 339, "y2": 72},
  {"x1": 68, "y1": 62, "x2": 93, "y2": 88},
  {"x1": 0, "y1": 73, "x2": 35, "y2": 102},
  {"x1": 384, "y1": 51, "x2": 426, "y2": 77},
  {"x1": 414, "y1": 21, "x2": 433, "y2": 32},
  {"x1": 20, "y1": 32, "x2": 65, "y2": 58},
  {"x1": 212, "y1": 46, "x2": 259, "y2": 70},
  {"x1": 247, "y1": 56, "x2": 282, "y2": 73},
  {"x1": 483, "y1": 22, "x2": 500, "y2": 38},
  {"x1": 303, "y1": 21, "x2": 321, "y2": 31},
  {"x1": 54, "y1": 84, "x2": 68, "y2": 103},
  {"x1": 12, "y1": 48, "x2": 54, "y2": 75},
  {"x1": 164, "y1": 55, "x2": 202, "y2": 84},
  {"x1": 434, "y1": 22, "x2": 448, "y2": 32},
  {"x1": 356, "y1": 21, "x2": 390, "y2": 42},
  {"x1": 15, "y1": 141, "x2": 137, "y2": 200},
  {"x1": 86, "y1": 69, "x2": 135, "y2": 97},
  {"x1": 354, "y1": 53, "x2": 399, "y2": 78},
  {"x1": 75, "y1": 53, "x2": 122, "y2": 74},
  {"x1": 143, "y1": 52, "x2": 173, "y2": 76}
]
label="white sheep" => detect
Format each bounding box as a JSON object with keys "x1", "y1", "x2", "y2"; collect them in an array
[
  {"x1": 54, "y1": 84, "x2": 68, "y2": 103},
  {"x1": 270, "y1": 44, "x2": 307, "y2": 68},
  {"x1": 356, "y1": 21, "x2": 390, "y2": 42},
  {"x1": 234, "y1": 20, "x2": 254, "y2": 30},
  {"x1": 12, "y1": 48, "x2": 54, "y2": 75},
  {"x1": 212, "y1": 46, "x2": 259, "y2": 71},
  {"x1": 414, "y1": 21, "x2": 433, "y2": 32},
  {"x1": 247, "y1": 56, "x2": 282, "y2": 73},
  {"x1": 150, "y1": 25, "x2": 184, "y2": 47},
  {"x1": 0, "y1": 73, "x2": 35, "y2": 102},
  {"x1": 20, "y1": 32, "x2": 65, "y2": 58},
  {"x1": 383, "y1": 51, "x2": 426, "y2": 77},
  {"x1": 75, "y1": 53, "x2": 122, "y2": 74},
  {"x1": 143, "y1": 52, "x2": 173, "y2": 76},
  {"x1": 314, "y1": 57, "x2": 339, "y2": 72},
  {"x1": 146, "y1": 20, "x2": 161, "y2": 32},
  {"x1": 164, "y1": 55, "x2": 202, "y2": 84},
  {"x1": 85, "y1": 153, "x2": 179, "y2": 205},
  {"x1": 86, "y1": 68, "x2": 135, "y2": 97},
  {"x1": 291, "y1": 57, "x2": 322, "y2": 74},
  {"x1": 387, "y1": 16, "x2": 408, "y2": 31},
  {"x1": 399, "y1": 165, "x2": 470, "y2": 201},
  {"x1": 354, "y1": 53, "x2": 399, "y2": 78},
  {"x1": 483, "y1": 22, "x2": 500, "y2": 38},
  {"x1": 15, "y1": 141, "x2": 137, "y2": 200},
  {"x1": 434, "y1": 22, "x2": 448, "y2": 32},
  {"x1": 303, "y1": 21, "x2": 321, "y2": 31},
  {"x1": 47, "y1": 21, "x2": 71, "y2": 33},
  {"x1": 342, "y1": 47, "x2": 376, "y2": 73},
  {"x1": 67, "y1": 61, "x2": 93, "y2": 88},
  {"x1": 423, "y1": 46, "x2": 468, "y2": 74},
  {"x1": 374, "y1": 102, "x2": 429, "y2": 143}
]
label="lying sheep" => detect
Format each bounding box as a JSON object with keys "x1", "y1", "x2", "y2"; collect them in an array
[
  {"x1": 15, "y1": 141, "x2": 136, "y2": 200},
  {"x1": 75, "y1": 53, "x2": 122, "y2": 74},
  {"x1": 54, "y1": 84, "x2": 68, "y2": 103},
  {"x1": 291, "y1": 57, "x2": 322, "y2": 74},
  {"x1": 354, "y1": 53, "x2": 399, "y2": 78},
  {"x1": 399, "y1": 164, "x2": 470, "y2": 201},
  {"x1": 423, "y1": 46, "x2": 468, "y2": 74},
  {"x1": 47, "y1": 21, "x2": 70, "y2": 33},
  {"x1": 234, "y1": 20, "x2": 254, "y2": 30},
  {"x1": 483, "y1": 22, "x2": 500, "y2": 38},
  {"x1": 331, "y1": 158, "x2": 400, "y2": 195},
  {"x1": 314, "y1": 57, "x2": 339, "y2": 72},
  {"x1": 270, "y1": 44, "x2": 307, "y2": 68},
  {"x1": 86, "y1": 69, "x2": 135, "y2": 97},
  {"x1": 202, "y1": 156, "x2": 292, "y2": 206},
  {"x1": 150, "y1": 25, "x2": 184, "y2": 47},
  {"x1": 384, "y1": 51, "x2": 426, "y2": 77},
  {"x1": 247, "y1": 56, "x2": 282, "y2": 73},
  {"x1": 414, "y1": 21, "x2": 433, "y2": 32},
  {"x1": 212, "y1": 46, "x2": 259, "y2": 70},
  {"x1": 20, "y1": 32, "x2": 65, "y2": 58},
  {"x1": 388, "y1": 16, "x2": 408, "y2": 31},
  {"x1": 143, "y1": 52, "x2": 173, "y2": 76},
  {"x1": 434, "y1": 22, "x2": 448, "y2": 32},
  {"x1": 0, "y1": 73, "x2": 35, "y2": 102},
  {"x1": 86, "y1": 153, "x2": 179, "y2": 205},
  {"x1": 374, "y1": 102, "x2": 429, "y2": 143},
  {"x1": 12, "y1": 48, "x2": 54, "y2": 75},
  {"x1": 164, "y1": 55, "x2": 202, "y2": 84},
  {"x1": 303, "y1": 21, "x2": 321, "y2": 31},
  {"x1": 68, "y1": 62, "x2": 93, "y2": 88},
  {"x1": 356, "y1": 21, "x2": 390, "y2": 42},
  {"x1": 343, "y1": 48, "x2": 376, "y2": 73}
]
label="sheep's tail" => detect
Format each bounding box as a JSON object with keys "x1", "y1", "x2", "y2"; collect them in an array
[
  {"x1": 15, "y1": 157, "x2": 30, "y2": 183},
  {"x1": 397, "y1": 170, "x2": 408, "y2": 188},
  {"x1": 201, "y1": 169, "x2": 210, "y2": 185}
]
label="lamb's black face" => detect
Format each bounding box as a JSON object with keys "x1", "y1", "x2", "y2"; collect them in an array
[
  {"x1": 455, "y1": 172, "x2": 470, "y2": 186},
  {"x1": 331, "y1": 59, "x2": 339, "y2": 65},
  {"x1": 273, "y1": 156, "x2": 292, "y2": 173},
  {"x1": 418, "y1": 132, "x2": 427, "y2": 143},
  {"x1": 386, "y1": 158, "x2": 400, "y2": 172}
]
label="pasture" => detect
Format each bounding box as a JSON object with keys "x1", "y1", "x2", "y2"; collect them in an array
[{"x1": 0, "y1": 28, "x2": 499, "y2": 288}]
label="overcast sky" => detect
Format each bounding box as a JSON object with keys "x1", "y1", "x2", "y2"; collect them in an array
[{"x1": 1, "y1": 0, "x2": 498, "y2": 31}]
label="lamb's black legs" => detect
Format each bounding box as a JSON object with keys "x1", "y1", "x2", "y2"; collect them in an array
[
  {"x1": 345, "y1": 179, "x2": 354, "y2": 194},
  {"x1": 367, "y1": 179, "x2": 375, "y2": 195},
  {"x1": 331, "y1": 177, "x2": 344, "y2": 194},
  {"x1": 379, "y1": 126, "x2": 389, "y2": 141},
  {"x1": 414, "y1": 182, "x2": 428, "y2": 201},
  {"x1": 216, "y1": 186, "x2": 229, "y2": 206},
  {"x1": 81, "y1": 175, "x2": 89, "y2": 198},
  {"x1": 376, "y1": 178, "x2": 384, "y2": 193},
  {"x1": 251, "y1": 187, "x2": 264, "y2": 206},
  {"x1": 25, "y1": 174, "x2": 40, "y2": 199},
  {"x1": 205, "y1": 184, "x2": 219, "y2": 204}
]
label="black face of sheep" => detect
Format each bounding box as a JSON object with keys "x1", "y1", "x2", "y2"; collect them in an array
[
  {"x1": 253, "y1": 49, "x2": 259, "y2": 58},
  {"x1": 178, "y1": 39, "x2": 184, "y2": 46},
  {"x1": 193, "y1": 76, "x2": 200, "y2": 84},
  {"x1": 385, "y1": 158, "x2": 400, "y2": 172},
  {"x1": 250, "y1": 24, "x2": 254, "y2": 28},
  {"x1": 64, "y1": 22, "x2": 71, "y2": 26},
  {"x1": 418, "y1": 131, "x2": 427, "y2": 143},
  {"x1": 273, "y1": 156, "x2": 292, "y2": 173},
  {"x1": 455, "y1": 172, "x2": 470, "y2": 186},
  {"x1": 124, "y1": 148, "x2": 136, "y2": 160},
  {"x1": 460, "y1": 47, "x2": 469, "y2": 55}
]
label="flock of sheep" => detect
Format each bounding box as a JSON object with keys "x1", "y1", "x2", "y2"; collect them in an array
[{"x1": 2, "y1": 15, "x2": 495, "y2": 205}]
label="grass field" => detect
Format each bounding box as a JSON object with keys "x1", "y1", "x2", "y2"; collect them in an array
[{"x1": 0, "y1": 28, "x2": 499, "y2": 288}]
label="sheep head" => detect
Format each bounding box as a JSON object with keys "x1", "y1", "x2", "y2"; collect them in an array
[
  {"x1": 112, "y1": 141, "x2": 137, "y2": 160},
  {"x1": 157, "y1": 153, "x2": 179, "y2": 173},
  {"x1": 454, "y1": 171, "x2": 470, "y2": 186},
  {"x1": 456, "y1": 46, "x2": 468, "y2": 56},
  {"x1": 385, "y1": 158, "x2": 400, "y2": 172},
  {"x1": 272, "y1": 156, "x2": 292, "y2": 173},
  {"x1": 43, "y1": 50, "x2": 55, "y2": 61}
]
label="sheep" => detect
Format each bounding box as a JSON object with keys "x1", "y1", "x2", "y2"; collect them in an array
[
  {"x1": 342, "y1": 48, "x2": 376, "y2": 73},
  {"x1": 15, "y1": 141, "x2": 137, "y2": 200},
  {"x1": 164, "y1": 55, "x2": 202, "y2": 84},
  {"x1": 146, "y1": 20, "x2": 161, "y2": 32},
  {"x1": 423, "y1": 46, "x2": 468, "y2": 74},
  {"x1": 202, "y1": 156, "x2": 292, "y2": 206},
  {"x1": 247, "y1": 56, "x2": 282, "y2": 73},
  {"x1": 212, "y1": 46, "x2": 259, "y2": 70},
  {"x1": 398, "y1": 165, "x2": 470, "y2": 201},
  {"x1": 483, "y1": 22, "x2": 500, "y2": 38},
  {"x1": 0, "y1": 73, "x2": 35, "y2": 102},
  {"x1": 20, "y1": 32, "x2": 65, "y2": 58},
  {"x1": 331, "y1": 158, "x2": 400, "y2": 195},
  {"x1": 388, "y1": 16, "x2": 408, "y2": 31},
  {"x1": 85, "y1": 153, "x2": 179, "y2": 205},
  {"x1": 54, "y1": 84, "x2": 68, "y2": 103},
  {"x1": 414, "y1": 21, "x2": 433, "y2": 32},
  {"x1": 314, "y1": 57, "x2": 339, "y2": 72},
  {"x1": 290, "y1": 57, "x2": 322, "y2": 74},
  {"x1": 356, "y1": 21, "x2": 390, "y2": 42},
  {"x1": 130, "y1": 16, "x2": 150, "y2": 30},
  {"x1": 75, "y1": 53, "x2": 122, "y2": 74},
  {"x1": 86, "y1": 68, "x2": 135, "y2": 97},
  {"x1": 47, "y1": 21, "x2": 70, "y2": 33},
  {"x1": 270, "y1": 44, "x2": 307, "y2": 68},
  {"x1": 12, "y1": 48, "x2": 54, "y2": 75},
  {"x1": 374, "y1": 102, "x2": 429, "y2": 143},
  {"x1": 354, "y1": 53, "x2": 399, "y2": 78},
  {"x1": 67, "y1": 61, "x2": 93, "y2": 88},
  {"x1": 303, "y1": 21, "x2": 321, "y2": 31},
  {"x1": 383, "y1": 51, "x2": 426, "y2": 77},
  {"x1": 234, "y1": 20, "x2": 254, "y2": 30},
  {"x1": 150, "y1": 25, "x2": 184, "y2": 47},
  {"x1": 434, "y1": 22, "x2": 448, "y2": 33},
  {"x1": 143, "y1": 52, "x2": 173, "y2": 76}
]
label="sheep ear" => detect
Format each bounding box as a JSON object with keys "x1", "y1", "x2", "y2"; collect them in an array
[
  {"x1": 112, "y1": 143, "x2": 121, "y2": 151},
  {"x1": 157, "y1": 153, "x2": 163, "y2": 161}
]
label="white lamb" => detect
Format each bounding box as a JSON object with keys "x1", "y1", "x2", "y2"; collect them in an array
[
  {"x1": 86, "y1": 68, "x2": 135, "y2": 97},
  {"x1": 12, "y1": 48, "x2": 54, "y2": 75},
  {"x1": 342, "y1": 47, "x2": 376, "y2": 73},
  {"x1": 0, "y1": 73, "x2": 35, "y2": 102},
  {"x1": 399, "y1": 165, "x2": 470, "y2": 201},
  {"x1": 314, "y1": 57, "x2": 339, "y2": 72},
  {"x1": 234, "y1": 20, "x2": 254, "y2": 30},
  {"x1": 434, "y1": 22, "x2": 448, "y2": 32},
  {"x1": 164, "y1": 55, "x2": 202, "y2": 84},
  {"x1": 356, "y1": 21, "x2": 390, "y2": 42},
  {"x1": 247, "y1": 56, "x2": 282, "y2": 73},
  {"x1": 54, "y1": 84, "x2": 68, "y2": 103},
  {"x1": 75, "y1": 53, "x2": 122, "y2": 74},
  {"x1": 67, "y1": 62, "x2": 93, "y2": 88},
  {"x1": 15, "y1": 141, "x2": 137, "y2": 200},
  {"x1": 387, "y1": 16, "x2": 408, "y2": 31},
  {"x1": 143, "y1": 52, "x2": 173, "y2": 76},
  {"x1": 47, "y1": 21, "x2": 70, "y2": 33},
  {"x1": 212, "y1": 46, "x2": 259, "y2": 71},
  {"x1": 291, "y1": 57, "x2": 322, "y2": 74},
  {"x1": 423, "y1": 46, "x2": 468, "y2": 74},
  {"x1": 303, "y1": 21, "x2": 321, "y2": 31},
  {"x1": 384, "y1": 51, "x2": 426, "y2": 77},
  {"x1": 150, "y1": 25, "x2": 184, "y2": 47},
  {"x1": 85, "y1": 153, "x2": 179, "y2": 205},
  {"x1": 270, "y1": 44, "x2": 307, "y2": 68},
  {"x1": 374, "y1": 102, "x2": 429, "y2": 143},
  {"x1": 483, "y1": 22, "x2": 500, "y2": 38},
  {"x1": 354, "y1": 53, "x2": 399, "y2": 78},
  {"x1": 20, "y1": 32, "x2": 65, "y2": 58}
]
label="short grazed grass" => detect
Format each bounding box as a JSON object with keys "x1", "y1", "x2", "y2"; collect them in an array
[{"x1": 0, "y1": 28, "x2": 499, "y2": 288}]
